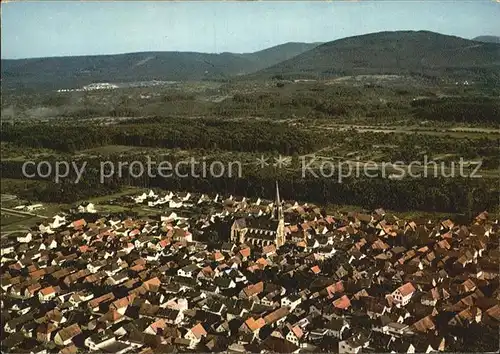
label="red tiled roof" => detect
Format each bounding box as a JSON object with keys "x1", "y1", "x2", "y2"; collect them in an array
[
  {"x1": 111, "y1": 296, "x2": 132, "y2": 310},
  {"x1": 311, "y1": 265, "x2": 321, "y2": 274},
  {"x1": 327, "y1": 281, "x2": 344, "y2": 297},
  {"x1": 264, "y1": 307, "x2": 290, "y2": 324},
  {"x1": 239, "y1": 247, "x2": 251, "y2": 258},
  {"x1": 72, "y1": 219, "x2": 87, "y2": 229},
  {"x1": 189, "y1": 323, "x2": 207, "y2": 339},
  {"x1": 159, "y1": 239, "x2": 170, "y2": 248},
  {"x1": 213, "y1": 251, "x2": 225, "y2": 261},
  {"x1": 288, "y1": 325, "x2": 304, "y2": 339},
  {"x1": 243, "y1": 281, "x2": 264, "y2": 297},
  {"x1": 40, "y1": 286, "x2": 56, "y2": 296},
  {"x1": 56, "y1": 323, "x2": 81, "y2": 342},
  {"x1": 262, "y1": 244, "x2": 276, "y2": 255},
  {"x1": 150, "y1": 319, "x2": 167, "y2": 332},
  {"x1": 88, "y1": 292, "x2": 115, "y2": 309},
  {"x1": 397, "y1": 282, "x2": 416, "y2": 297},
  {"x1": 60, "y1": 344, "x2": 78, "y2": 354},
  {"x1": 245, "y1": 317, "x2": 266, "y2": 332},
  {"x1": 412, "y1": 315, "x2": 435, "y2": 333},
  {"x1": 296, "y1": 241, "x2": 306, "y2": 248},
  {"x1": 144, "y1": 277, "x2": 161, "y2": 290},
  {"x1": 486, "y1": 304, "x2": 500, "y2": 321},
  {"x1": 256, "y1": 258, "x2": 268, "y2": 267},
  {"x1": 129, "y1": 264, "x2": 145, "y2": 272},
  {"x1": 333, "y1": 295, "x2": 351, "y2": 310}
]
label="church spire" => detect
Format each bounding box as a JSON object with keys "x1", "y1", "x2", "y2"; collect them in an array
[
  {"x1": 274, "y1": 181, "x2": 283, "y2": 221},
  {"x1": 274, "y1": 181, "x2": 285, "y2": 247},
  {"x1": 275, "y1": 180, "x2": 281, "y2": 206}
]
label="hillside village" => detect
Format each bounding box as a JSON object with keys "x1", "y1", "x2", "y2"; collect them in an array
[{"x1": 1, "y1": 188, "x2": 499, "y2": 353}]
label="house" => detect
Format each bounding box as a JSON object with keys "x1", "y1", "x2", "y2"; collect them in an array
[
  {"x1": 51, "y1": 215, "x2": 67, "y2": 229},
  {"x1": 421, "y1": 288, "x2": 441, "y2": 306},
  {"x1": 185, "y1": 323, "x2": 207, "y2": 348},
  {"x1": 262, "y1": 244, "x2": 277, "y2": 257},
  {"x1": 24, "y1": 283, "x2": 42, "y2": 298},
  {"x1": 239, "y1": 247, "x2": 251, "y2": 261},
  {"x1": 37, "y1": 323, "x2": 57, "y2": 342},
  {"x1": 326, "y1": 318, "x2": 350, "y2": 339},
  {"x1": 4, "y1": 313, "x2": 35, "y2": 334},
  {"x1": 239, "y1": 281, "x2": 264, "y2": 300},
  {"x1": 391, "y1": 282, "x2": 416, "y2": 306},
  {"x1": 69, "y1": 291, "x2": 94, "y2": 306},
  {"x1": 264, "y1": 307, "x2": 290, "y2": 327},
  {"x1": 84, "y1": 331, "x2": 117, "y2": 350},
  {"x1": 144, "y1": 319, "x2": 168, "y2": 335},
  {"x1": 17, "y1": 232, "x2": 33, "y2": 243},
  {"x1": 88, "y1": 292, "x2": 115, "y2": 312},
  {"x1": 110, "y1": 296, "x2": 134, "y2": 315},
  {"x1": 411, "y1": 315, "x2": 436, "y2": 333},
  {"x1": 333, "y1": 295, "x2": 351, "y2": 310},
  {"x1": 78, "y1": 202, "x2": 96, "y2": 213},
  {"x1": 311, "y1": 265, "x2": 321, "y2": 274},
  {"x1": 309, "y1": 328, "x2": 330, "y2": 341},
  {"x1": 448, "y1": 306, "x2": 482, "y2": 326},
  {"x1": 38, "y1": 223, "x2": 54, "y2": 235},
  {"x1": 39, "y1": 286, "x2": 57, "y2": 302},
  {"x1": 339, "y1": 334, "x2": 370, "y2": 354},
  {"x1": 88, "y1": 260, "x2": 107, "y2": 273},
  {"x1": 54, "y1": 324, "x2": 82, "y2": 346},
  {"x1": 284, "y1": 324, "x2": 304, "y2": 347},
  {"x1": 165, "y1": 297, "x2": 189, "y2": 311},
  {"x1": 240, "y1": 317, "x2": 266, "y2": 334},
  {"x1": 70, "y1": 218, "x2": 87, "y2": 229},
  {"x1": 388, "y1": 338, "x2": 416, "y2": 353},
  {"x1": 202, "y1": 300, "x2": 226, "y2": 316},
  {"x1": 105, "y1": 271, "x2": 129, "y2": 286},
  {"x1": 178, "y1": 264, "x2": 200, "y2": 278},
  {"x1": 281, "y1": 294, "x2": 302, "y2": 310},
  {"x1": 156, "y1": 308, "x2": 184, "y2": 325},
  {"x1": 385, "y1": 321, "x2": 410, "y2": 336},
  {"x1": 213, "y1": 276, "x2": 236, "y2": 290}
]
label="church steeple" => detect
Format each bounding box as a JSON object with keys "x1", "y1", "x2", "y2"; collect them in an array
[
  {"x1": 274, "y1": 181, "x2": 285, "y2": 247},
  {"x1": 274, "y1": 181, "x2": 283, "y2": 221}
]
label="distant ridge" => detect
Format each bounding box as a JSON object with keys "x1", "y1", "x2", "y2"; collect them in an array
[
  {"x1": 3, "y1": 31, "x2": 500, "y2": 90},
  {"x1": 1, "y1": 42, "x2": 321, "y2": 90},
  {"x1": 255, "y1": 31, "x2": 500, "y2": 80},
  {"x1": 473, "y1": 35, "x2": 500, "y2": 44}
]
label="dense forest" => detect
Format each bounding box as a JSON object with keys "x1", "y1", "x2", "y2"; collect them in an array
[
  {"x1": 0, "y1": 119, "x2": 327, "y2": 155},
  {"x1": 411, "y1": 96, "x2": 500, "y2": 123},
  {"x1": 2, "y1": 118, "x2": 498, "y2": 158}
]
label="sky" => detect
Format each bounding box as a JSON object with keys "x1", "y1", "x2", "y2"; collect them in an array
[{"x1": 1, "y1": 1, "x2": 499, "y2": 59}]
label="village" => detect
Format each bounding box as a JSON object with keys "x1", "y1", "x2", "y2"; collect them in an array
[{"x1": 1, "y1": 186, "x2": 499, "y2": 353}]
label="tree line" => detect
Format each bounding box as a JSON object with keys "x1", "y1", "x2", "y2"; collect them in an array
[
  {"x1": 1, "y1": 158, "x2": 497, "y2": 215},
  {"x1": 1, "y1": 119, "x2": 327, "y2": 155},
  {"x1": 411, "y1": 96, "x2": 500, "y2": 123}
]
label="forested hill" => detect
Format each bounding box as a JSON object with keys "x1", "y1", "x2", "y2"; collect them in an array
[
  {"x1": 255, "y1": 31, "x2": 500, "y2": 81},
  {"x1": 1, "y1": 42, "x2": 320, "y2": 91},
  {"x1": 4, "y1": 31, "x2": 499, "y2": 90}
]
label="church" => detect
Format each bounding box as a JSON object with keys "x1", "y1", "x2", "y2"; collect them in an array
[{"x1": 230, "y1": 182, "x2": 286, "y2": 248}]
